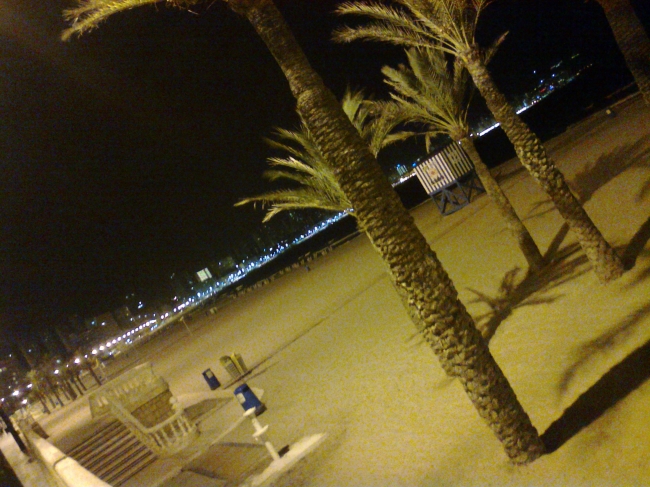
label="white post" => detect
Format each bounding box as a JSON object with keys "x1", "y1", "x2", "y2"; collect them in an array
[{"x1": 244, "y1": 408, "x2": 280, "y2": 461}]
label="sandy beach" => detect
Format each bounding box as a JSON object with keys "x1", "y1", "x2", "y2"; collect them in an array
[{"x1": 41, "y1": 93, "x2": 650, "y2": 486}]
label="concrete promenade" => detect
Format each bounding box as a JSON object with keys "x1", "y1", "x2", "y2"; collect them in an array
[{"x1": 0, "y1": 432, "x2": 58, "y2": 487}]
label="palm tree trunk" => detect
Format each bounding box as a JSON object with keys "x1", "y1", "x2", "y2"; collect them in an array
[
  {"x1": 462, "y1": 46, "x2": 625, "y2": 282},
  {"x1": 460, "y1": 137, "x2": 544, "y2": 272},
  {"x1": 230, "y1": 0, "x2": 544, "y2": 464},
  {"x1": 597, "y1": 0, "x2": 650, "y2": 105},
  {"x1": 70, "y1": 376, "x2": 84, "y2": 396},
  {"x1": 37, "y1": 393, "x2": 51, "y2": 414},
  {"x1": 45, "y1": 391, "x2": 57, "y2": 409},
  {"x1": 78, "y1": 373, "x2": 88, "y2": 391},
  {"x1": 44, "y1": 377, "x2": 63, "y2": 406},
  {"x1": 87, "y1": 365, "x2": 102, "y2": 386}
]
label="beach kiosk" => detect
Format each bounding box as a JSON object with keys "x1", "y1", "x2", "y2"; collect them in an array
[{"x1": 413, "y1": 142, "x2": 485, "y2": 215}]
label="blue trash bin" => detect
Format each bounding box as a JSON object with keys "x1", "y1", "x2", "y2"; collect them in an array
[
  {"x1": 234, "y1": 384, "x2": 266, "y2": 416},
  {"x1": 202, "y1": 368, "x2": 221, "y2": 390}
]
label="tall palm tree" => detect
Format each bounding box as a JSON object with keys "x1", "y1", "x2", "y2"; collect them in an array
[
  {"x1": 334, "y1": 0, "x2": 625, "y2": 282},
  {"x1": 62, "y1": 0, "x2": 544, "y2": 463},
  {"x1": 41, "y1": 369, "x2": 64, "y2": 407},
  {"x1": 238, "y1": 88, "x2": 428, "y2": 326},
  {"x1": 380, "y1": 46, "x2": 544, "y2": 271},
  {"x1": 26, "y1": 370, "x2": 52, "y2": 414},
  {"x1": 595, "y1": 0, "x2": 650, "y2": 105}
]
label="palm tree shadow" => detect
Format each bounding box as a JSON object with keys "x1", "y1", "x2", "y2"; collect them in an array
[
  {"x1": 494, "y1": 164, "x2": 527, "y2": 185},
  {"x1": 468, "y1": 223, "x2": 590, "y2": 342},
  {"x1": 621, "y1": 216, "x2": 650, "y2": 270},
  {"x1": 570, "y1": 139, "x2": 650, "y2": 205},
  {"x1": 542, "y1": 336, "x2": 650, "y2": 453},
  {"x1": 557, "y1": 302, "x2": 650, "y2": 397},
  {"x1": 523, "y1": 139, "x2": 650, "y2": 221}
]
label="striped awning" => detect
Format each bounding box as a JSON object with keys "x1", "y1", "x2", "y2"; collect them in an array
[{"x1": 414, "y1": 143, "x2": 474, "y2": 194}]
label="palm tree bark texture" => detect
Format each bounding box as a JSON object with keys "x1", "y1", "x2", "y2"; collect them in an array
[
  {"x1": 597, "y1": 0, "x2": 650, "y2": 105},
  {"x1": 228, "y1": 0, "x2": 544, "y2": 463},
  {"x1": 461, "y1": 46, "x2": 625, "y2": 282},
  {"x1": 460, "y1": 137, "x2": 545, "y2": 272}
]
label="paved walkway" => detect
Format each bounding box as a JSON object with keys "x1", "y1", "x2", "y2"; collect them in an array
[{"x1": 0, "y1": 432, "x2": 58, "y2": 487}]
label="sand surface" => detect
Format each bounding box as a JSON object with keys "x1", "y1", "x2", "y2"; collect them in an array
[{"x1": 43, "y1": 95, "x2": 650, "y2": 486}]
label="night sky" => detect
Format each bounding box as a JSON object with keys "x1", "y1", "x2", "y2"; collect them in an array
[{"x1": 1, "y1": 0, "x2": 647, "y2": 339}]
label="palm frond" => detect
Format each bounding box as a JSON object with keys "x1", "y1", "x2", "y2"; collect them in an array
[
  {"x1": 239, "y1": 83, "x2": 417, "y2": 223},
  {"x1": 236, "y1": 187, "x2": 351, "y2": 223},
  {"x1": 401, "y1": 0, "x2": 464, "y2": 45},
  {"x1": 483, "y1": 31, "x2": 508, "y2": 64},
  {"x1": 333, "y1": 23, "x2": 447, "y2": 53},
  {"x1": 335, "y1": 0, "x2": 496, "y2": 56},
  {"x1": 62, "y1": 0, "x2": 197, "y2": 40},
  {"x1": 363, "y1": 100, "x2": 414, "y2": 153},
  {"x1": 341, "y1": 87, "x2": 372, "y2": 139},
  {"x1": 381, "y1": 47, "x2": 472, "y2": 142},
  {"x1": 335, "y1": 1, "x2": 430, "y2": 34},
  {"x1": 238, "y1": 120, "x2": 353, "y2": 222},
  {"x1": 265, "y1": 127, "x2": 318, "y2": 159}
]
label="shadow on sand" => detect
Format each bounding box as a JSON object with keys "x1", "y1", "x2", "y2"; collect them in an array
[
  {"x1": 557, "y1": 302, "x2": 650, "y2": 397},
  {"x1": 524, "y1": 139, "x2": 650, "y2": 221},
  {"x1": 621, "y1": 215, "x2": 650, "y2": 270},
  {"x1": 542, "y1": 336, "x2": 650, "y2": 453},
  {"x1": 470, "y1": 203, "x2": 650, "y2": 342},
  {"x1": 467, "y1": 223, "x2": 589, "y2": 342},
  {"x1": 570, "y1": 138, "x2": 650, "y2": 205}
]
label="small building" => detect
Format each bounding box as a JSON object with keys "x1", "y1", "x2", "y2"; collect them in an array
[{"x1": 414, "y1": 142, "x2": 484, "y2": 215}]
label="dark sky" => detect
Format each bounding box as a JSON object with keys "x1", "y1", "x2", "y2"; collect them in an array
[{"x1": 1, "y1": 0, "x2": 646, "y2": 338}]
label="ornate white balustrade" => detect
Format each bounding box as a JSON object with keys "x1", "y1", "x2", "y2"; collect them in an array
[
  {"x1": 107, "y1": 396, "x2": 198, "y2": 456},
  {"x1": 88, "y1": 362, "x2": 162, "y2": 418},
  {"x1": 87, "y1": 362, "x2": 198, "y2": 456}
]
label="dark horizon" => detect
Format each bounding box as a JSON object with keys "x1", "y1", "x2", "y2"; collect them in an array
[{"x1": 1, "y1": 0, "x2": 648, "y2": 341}]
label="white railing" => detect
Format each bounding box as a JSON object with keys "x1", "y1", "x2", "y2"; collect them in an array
[
  {"x1": 88, "y1": 362, "x2": 164, "y2": 418},
  {"x1": 86, "y1": 362, "x2": 197, "y2": 456},
  {"x1": 107, "y1": 395, "x2": 198, "y2": 456}
]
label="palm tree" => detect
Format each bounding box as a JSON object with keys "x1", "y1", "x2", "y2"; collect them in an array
[
  {"x1": 42, "y1": 371, "x2": 64, "y2": 407},
  {"x1": 238, "y1": 88, "x2": 430, "y2": 326},
  {"x1": 380, "y1": 46, "x2": 544, "y2": 271},
  {"x1": 334, "y1": 0, "x2": 625, "y2": 282},
  {"x1": 595, "y1": 0, "x2": 650, "y2": 105},
  {"x1": 62, "y1": 0, "x2": 544, "y2": 463},
  {"x1": 26, "y1": 370, "x2": 51, "y2": 414}
]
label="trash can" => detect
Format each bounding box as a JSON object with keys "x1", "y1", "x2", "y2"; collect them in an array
[
  {"x1": 231, "y1": 352, "x2": 248, "y2": 375},
  {"x1": 220, "y1": 356, "x2": 242, "y2": 380},
  {"x1": 202, "y1": 368, "x2": 221, "y2": 390},
  {"x1": 234, "y1": 384, "x2": 266, "y2": 416}
]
